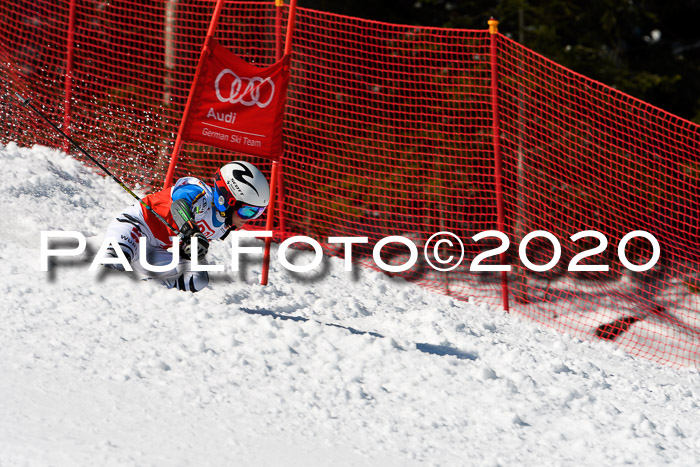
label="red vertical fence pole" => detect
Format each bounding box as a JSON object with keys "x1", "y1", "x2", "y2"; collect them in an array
[
  {"x1": 279, "y1": 0, "x2": 297, "y2": 238},
  {"x1": 261, "y1": 162, "x2": 279, "y2": 285},
  {"x1": 275, "y1": 0, "x2": 284, "y2": 59},
  {"x1": 276, "y1": 158, "x2": 287, "y2": 235},
  {"x1": 489, "y1": 18, "x2": 510, "y2": 312},
  {"x1": 274, "y1": 0, "x2": 287, "y2": 236},
  {"x1": 163, "y1": 0, "x2": 226, "y2": 188},
  {"x1": 261, "y1": 0, "x2": 297, "y2": 285},
  {"x1": 63, "y1": 0, "x2": 77, "y2": 153}
]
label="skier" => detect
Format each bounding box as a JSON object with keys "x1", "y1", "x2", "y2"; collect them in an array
[{"x1": 102, "y1": 160, "x2": 269, "y2": 292}]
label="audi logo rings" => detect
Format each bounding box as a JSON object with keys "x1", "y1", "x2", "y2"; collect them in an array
[{"x1": 215, "y1": 69, "x2": 275, "y2": 108}]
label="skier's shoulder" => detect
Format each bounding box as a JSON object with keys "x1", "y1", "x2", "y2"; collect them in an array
[
  {"x1": 171, "y1": 177, "x2": 214, "y2": 216},
  {"x1": 173, "y1": 176, "x2": 211, "y2": 192},
  {"x1": 173, "y1": 177, "x2": 213, "y2": 199}
]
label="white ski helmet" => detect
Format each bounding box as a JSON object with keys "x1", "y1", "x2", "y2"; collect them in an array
[{"x1": 213, "y1": 161, "x2": 270, "y2": 220}]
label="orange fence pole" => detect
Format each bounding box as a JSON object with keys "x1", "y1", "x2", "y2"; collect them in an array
[
  {"x1": 274, "y1": 0, "x2": 287, "y2": 236},
  {"x1": 274, "y1": 0, "x2": 291, "y2": 238},
  {"x1": 63, "y1": 0, "x2": 77, "y2": 153},
  {"x1": 489, "y1": 18, "x2": 510, "y2": 312},
  {"x1": 261, "y1": 0, "x2": 297, "y2": 285},
  {"x1": 276, "y1": 0, "x2": 296, "y2": 236},
  {"x1": 261, "y1": 161, "x2": 279, "y2": 285},
  {"x1": 163, "y1": 0, "x2": 226, "y2": 188},
  {"x1": 275, "y1": 0, "x2": 284, "y2": 59}
]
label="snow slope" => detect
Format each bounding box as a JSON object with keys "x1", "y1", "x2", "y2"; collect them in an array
[{"x1": 1, "y1": 142, "x2": 699, "y2": 466}]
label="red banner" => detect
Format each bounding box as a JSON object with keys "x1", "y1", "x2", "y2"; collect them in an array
[{"x1": 182, "y1": 39, "x2": 290, "y2": 160}]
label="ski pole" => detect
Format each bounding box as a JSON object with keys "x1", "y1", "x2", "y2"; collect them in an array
[{"x1": 13, "y1": 92, "x2": 180, "y2": 235}]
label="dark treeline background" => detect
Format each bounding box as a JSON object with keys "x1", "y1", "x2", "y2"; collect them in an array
[{"x1": 299, "y1": 0, "x2": 700, "y2": 123}]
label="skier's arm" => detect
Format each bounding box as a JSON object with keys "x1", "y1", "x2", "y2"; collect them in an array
[
  {"x1": 170, "y1": 185, "x2": 209, "y2": 260},
  {"x1": 171, "y1": 198, "x2": 197, "y2": 231}
]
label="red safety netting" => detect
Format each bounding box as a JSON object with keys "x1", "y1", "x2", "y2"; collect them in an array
[
  {"x1": 496, "y1": 34, "x2": 700, "y2": 367},
  {"x1": 1, "y1": 1, "x2": 699, "y2": 368}
]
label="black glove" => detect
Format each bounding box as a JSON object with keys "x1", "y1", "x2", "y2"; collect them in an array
[{"x1": 179, "y1": 221, "x2": 209, "y2": 261}]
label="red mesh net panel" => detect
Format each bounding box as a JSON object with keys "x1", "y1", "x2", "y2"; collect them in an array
[
  {"x1": 284, "y1": 9, "x2": 495, "y2": 296},
  {"x1": 1, "y1": 2, "x2": 71, "y2": 149},
  {"x1": 1, "y1": 2, "x2": 699, "y2": 368},
  {"x1": 497, "y1": 34, "x2": 700, "y2": 367}
]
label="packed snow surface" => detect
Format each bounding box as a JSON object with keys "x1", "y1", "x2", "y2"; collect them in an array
[{"x1": 1, "y1": 142, "x2": 699, "y2": 466}]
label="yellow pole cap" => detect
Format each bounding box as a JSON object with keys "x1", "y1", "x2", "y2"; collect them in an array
[
  {"x1": 275, "y1": 0, "x2": 284, "y2": 6},
  {"x1": 488, "y1": 18, "x2": 499, "y2": 35}
]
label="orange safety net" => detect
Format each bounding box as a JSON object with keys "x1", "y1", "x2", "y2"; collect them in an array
[{"x1": 1, "y1": 1, "x2": 699, "y2": 368}]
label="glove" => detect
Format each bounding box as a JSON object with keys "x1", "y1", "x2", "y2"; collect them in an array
[
  {"x1": 181, "y1": 232, "x2": 209, "y2": 261},
  {"x1": 179, "y1": 221, "x2": 209, "y2": 261}
]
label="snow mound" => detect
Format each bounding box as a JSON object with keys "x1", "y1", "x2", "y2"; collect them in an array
[{"x1": 1, "y1": 142, "x2": 699, "y2": 466}]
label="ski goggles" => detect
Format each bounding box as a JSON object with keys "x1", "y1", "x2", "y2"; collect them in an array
[{"x1": 232, "y1": 201, "x2": 266, "y2": 220}]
